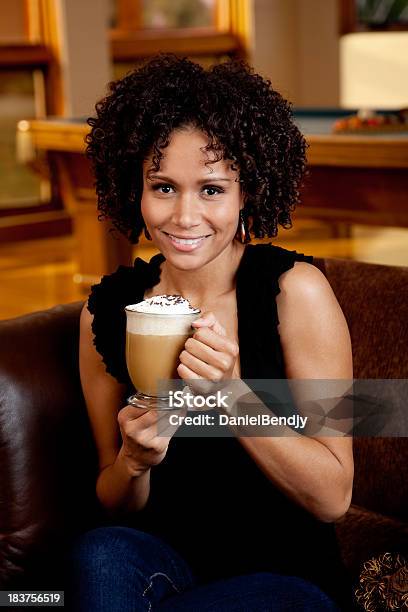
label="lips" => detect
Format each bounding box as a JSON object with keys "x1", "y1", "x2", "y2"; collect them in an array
[
  {"x1": 164, "y1": 231, "x2": 211, "y2": 240},
  {"x1": 162, "y1": 231, "x2": 212, "y2": 252}
]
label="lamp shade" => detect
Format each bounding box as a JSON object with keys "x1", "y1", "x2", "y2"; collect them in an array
[{"x1": 340, "y1": 32, "x2": 408, "y2": 110}]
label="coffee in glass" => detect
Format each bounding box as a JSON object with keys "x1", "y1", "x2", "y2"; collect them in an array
[{"x1": 125, "y1": 295, "x2": 200, "y2": 409}]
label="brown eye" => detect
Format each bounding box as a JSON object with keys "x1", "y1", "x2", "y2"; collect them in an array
[
  {"x1": 203, "y1": 186, "x2": 223, "y2": 196},
  {"x1": 152, "y1": 183, "x2": 174, "y2": 194}
]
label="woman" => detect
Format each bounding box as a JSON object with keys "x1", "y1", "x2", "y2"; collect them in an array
[{"x1": 70, "y1": 54, "x2": 354, "y2": 611}]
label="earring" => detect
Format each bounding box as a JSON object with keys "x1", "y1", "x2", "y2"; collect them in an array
[
  {"x1": 144, "y1": 226, "x2": 152, "y2": 241},
  {"x1": 238, "y1": 210, "x2": 250, "y2": 244}
]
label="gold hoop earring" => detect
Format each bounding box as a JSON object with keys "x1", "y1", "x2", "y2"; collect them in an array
[{"x1": 238, "y1": 210, "x2": 250, "y2": 244}]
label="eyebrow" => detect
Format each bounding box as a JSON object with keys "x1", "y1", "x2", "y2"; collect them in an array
[{"x1": 146, "y1": 173, "x2": 232, "y2": 183}]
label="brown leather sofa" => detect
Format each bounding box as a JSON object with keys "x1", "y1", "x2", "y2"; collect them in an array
[{"x1": 0, "y1": 257, "x2": 407, "y2": 610}]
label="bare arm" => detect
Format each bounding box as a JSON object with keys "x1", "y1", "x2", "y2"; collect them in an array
[
  {"x1": 79, "y1": 303, "x2": 159, "y2": 515},
  {"x1": 235, "y1": 262, "x2": 354, "y2": 522},
  {"x1": 96, "y1": 451, "x2": 151, "y2": 515}
]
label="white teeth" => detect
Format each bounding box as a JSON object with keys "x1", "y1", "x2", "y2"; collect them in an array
[{"x1": 169, "y1": 235, "x2": 204, "y2": 245}]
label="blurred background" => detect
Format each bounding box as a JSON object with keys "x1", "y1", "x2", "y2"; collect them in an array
[{"x1": 0, "y1": 0, "x2": 407, "y2": 319}]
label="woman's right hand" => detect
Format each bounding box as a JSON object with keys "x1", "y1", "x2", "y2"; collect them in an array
[{"x1": 117, "y1": 405, "x2": 185, "y2": 477}]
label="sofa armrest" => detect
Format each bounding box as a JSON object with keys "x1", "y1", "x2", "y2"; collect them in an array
[
  {"x1": 0, "y1": 302, "x2": 101, "y2": 587},
  {"x1": 335, "y1": 504, "x2": 408, "y2": 579}
]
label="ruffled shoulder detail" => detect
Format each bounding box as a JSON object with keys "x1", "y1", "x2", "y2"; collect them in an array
[
  {"x1": 265, "y1": 243, "x2": 313, "y2": 277},
  {"x1": 87, "y1": 256, "x2": 163, "y2": 384},
  {"x1": 236, "y1": 243, "x2": 314, "y2": 378},
  {"x1": 262, "y1": 243, "x2": 314, "y2": 306},
  {"x1": 237, "y1": 242, "x2": 314, "y2": 319}
]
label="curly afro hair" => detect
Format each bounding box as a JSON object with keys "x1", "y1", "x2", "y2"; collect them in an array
[{"x1": 86, "y1": 53, "x2": 307, "y2": 244}]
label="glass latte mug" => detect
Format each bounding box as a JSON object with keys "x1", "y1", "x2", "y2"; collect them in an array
[{"x1": 125, "y1": 300, "x2": 201, "y2": 410}]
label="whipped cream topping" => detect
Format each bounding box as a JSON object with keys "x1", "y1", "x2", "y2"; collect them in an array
[{"x1": 126, "y1": 294, "x2": 200, "y2": 315}]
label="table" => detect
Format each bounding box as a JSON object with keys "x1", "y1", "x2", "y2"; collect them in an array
[
  {"x1": 19, "y1": 118, "x2": 133, "y2": 286},
  {"x1": 294, "y1": 109, "x2": 408, "y2": 229},
  {"x1": 21, "y1": 111, "x2": 408, "y2": 281}
]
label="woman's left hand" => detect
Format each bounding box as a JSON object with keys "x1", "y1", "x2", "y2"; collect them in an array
[{"x1": 177, "y1": 311, "x2": 239, "y2": 389}]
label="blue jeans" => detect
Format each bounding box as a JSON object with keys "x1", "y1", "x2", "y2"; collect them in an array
[{"x1": 67, "y1": 526, "x2": 341, "y2": 611}]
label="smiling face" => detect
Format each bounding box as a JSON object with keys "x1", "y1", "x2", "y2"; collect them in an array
[{"x1": 141, "y1": 126, "x2": 245, "y2": 270}]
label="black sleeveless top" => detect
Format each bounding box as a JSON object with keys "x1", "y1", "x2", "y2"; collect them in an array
[{"x1": 87, "y1": 243, "x2": 351, "y2": 609}]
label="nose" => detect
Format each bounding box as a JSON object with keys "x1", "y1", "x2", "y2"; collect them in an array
[{"x1": 171, "y1": 192, "x2": 201, "y2": 230}]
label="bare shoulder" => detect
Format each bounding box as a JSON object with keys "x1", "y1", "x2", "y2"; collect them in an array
[
  {"x1": 79, "y1": 302, "x2": 126, "y2": 472},
  {"x1": 276, "y1": 265, "x2": 354, "y2": 493},
  {"x1": 80, "y1": 301, "x2": 94, "y2": 342},
  {"x1": 277, "y1": 260, "x2": 334, "y2": 301},
  {"x1": 276, "y1": 261, "x2": 353, "y2": 379}
]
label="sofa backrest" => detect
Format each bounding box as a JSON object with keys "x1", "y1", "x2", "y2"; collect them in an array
[
  {"x1": 314, "y1": 257, "x2": 408, "y2": 521},
  {"x1": 314, "y1": 257, "x2": 408, "y2": 379}
]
